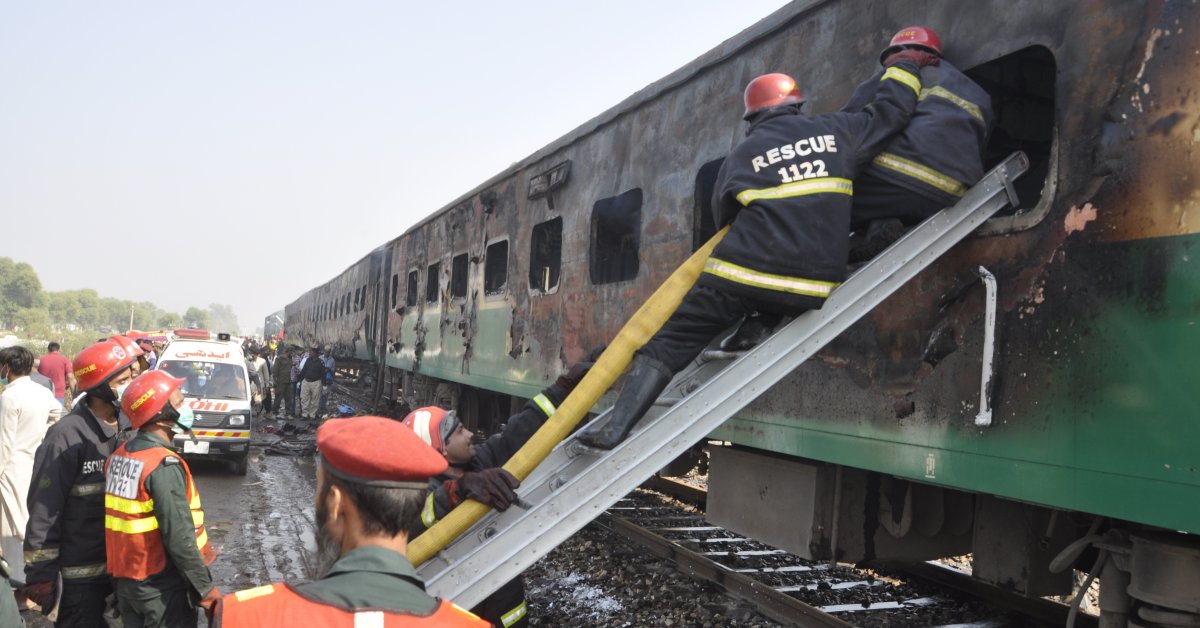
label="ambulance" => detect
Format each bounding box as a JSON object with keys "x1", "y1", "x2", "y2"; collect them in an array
[{"x1": 156, "y1": 329, "x2": 253, "y2": 474}]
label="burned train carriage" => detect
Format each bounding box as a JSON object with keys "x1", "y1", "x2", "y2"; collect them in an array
[{"x1": 285, "y1": 0, "x2": 1200, "y2": 607}]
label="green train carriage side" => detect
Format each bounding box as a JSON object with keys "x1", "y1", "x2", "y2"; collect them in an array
[{"x1": 285, "y1": 0, "x2": 1200, "y2": 605}]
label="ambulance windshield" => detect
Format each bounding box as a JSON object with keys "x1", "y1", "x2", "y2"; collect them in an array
[{"x1": 159, "y1": 360, "x2": 249, "y2": 400}]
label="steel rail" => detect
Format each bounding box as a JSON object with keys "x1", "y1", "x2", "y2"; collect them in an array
[{"x1": 599, "y1": 514, "x2": 854, "y2": 628}]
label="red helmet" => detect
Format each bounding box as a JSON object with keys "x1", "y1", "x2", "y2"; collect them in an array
[
  {"x1": 743, "y1": 73, "x2": 805, "y2": 120},
  {"x1": 122, "y1": 370, "x2": 185, "y2": 429},
  {"x1": 110, "y1": 335, "x2": 145, "y2": 358},
  {"x1": 880, "y1": 26, "x2": 943, "y2": 65},
  {"x1": 402, "y1": 406, "x2": 461, "y2": 454},
  {"x1": 73, "y1": 340, "x2": 136, "y2": 392}
]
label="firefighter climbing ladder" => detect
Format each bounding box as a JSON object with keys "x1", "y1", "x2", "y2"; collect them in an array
[{"x1": 418, "y1": 152, "x2": 1029, "y2": 608}]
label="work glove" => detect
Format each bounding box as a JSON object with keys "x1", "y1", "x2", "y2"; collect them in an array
[
  {"x1": 454, "y1": 468, "x2": 521, "y2": 511},
  {"x1": 884, "y1": 49, "x2": 940, "y2": 68},
  {"x1": 23, "y1": 579, "x2": 56, "y2": 611},
  {"x1": 555, "y1": 345, "x2": 607, "y2": 391}
]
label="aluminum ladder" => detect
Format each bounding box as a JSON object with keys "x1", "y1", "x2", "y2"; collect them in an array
[{"x1": 418, "y1": 152, "x2": 1029, "y2": 608}]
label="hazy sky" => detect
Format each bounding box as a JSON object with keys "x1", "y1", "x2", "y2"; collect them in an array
[{"x1": 0, "y1": 1, "x2": 790, "y2": 334}]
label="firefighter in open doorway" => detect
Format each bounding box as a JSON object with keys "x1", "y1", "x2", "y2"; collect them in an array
[{"x1": 843, "y1": 25, "x2": 994, "y2": 262}]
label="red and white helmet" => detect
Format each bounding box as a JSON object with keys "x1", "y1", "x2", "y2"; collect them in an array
[
  {"x1": 73, "y1": 340, "x2": 136, "y2": 392},
  {"x1": 743, "y1": 73, "x2": 805, "y2": 120},
  {"x1": 402, "y1": 407, "x2": 461, "y2": 454},
  {"x1": 880, "y1": 26, "x2": 943, "y2": 65},
  {"x1": 110, "y1": 335, "x2": 145, "y2": 358},
  {"x1": 122, "y1": 370, "x2": 185, "y2": 429}
]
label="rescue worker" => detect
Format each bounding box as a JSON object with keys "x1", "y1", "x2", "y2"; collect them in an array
[
  {"x1": 843, "y1": 26, "x2": 993, "y2": 261},
  {"x1": 214, "y1": 415, "x2": 487, "y2": 627},
  {"x1": 22, "y1": 339, "x2": 137, "y2": 626},
  {"x1": 104, "y1": 370, "x2": 219, "y2": 625},
  {"x1": 272, "y1": 346, "x2": 294, "y2": 418},
  {"x1": 406, "y1": 354, "x2": 596, "y2": 627},
  {"x1": 110, "y1": 335, "x2": 147, "y2": 377},
  {"x1": 577, "y1": 55, "x2": 931, "y2": 450}
]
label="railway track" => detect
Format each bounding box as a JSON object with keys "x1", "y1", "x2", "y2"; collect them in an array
[{"x1": 602, "y1": 476, "x2": 1098, "y2": 627}]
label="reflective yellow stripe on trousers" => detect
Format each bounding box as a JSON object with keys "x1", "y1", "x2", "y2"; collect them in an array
[{"x1": 703, "y1": 258, "x2": 840, "y2": 298}]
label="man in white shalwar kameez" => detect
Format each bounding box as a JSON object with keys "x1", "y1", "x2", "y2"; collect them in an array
[{"x1": 0, "y1": 345, "x2": 59, "y2": 589}]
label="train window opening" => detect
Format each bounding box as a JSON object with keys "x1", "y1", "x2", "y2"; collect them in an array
[
  {"x1": 484, "y1": 240, "x2": 509, "y2": 296},
  {"x1": 426, "y1": 262, "x2": 441, "y2": 303},
  {"x1": 529, "y1": 217, "x2": 562, "y2": 294},
  {"x1": 590, "y1": 188, "x2": 642, "y2": 284},
  {"x1": 451, "y1": 253, "x2": 469, "y2": 299},
  {"x1": 693, "y1": 158, "x2": 724, "y2": 252},
  {"x1": 406, "y1": 270, "x2": 419, "y2": 307},
  {"x1": 354, "y1": 287, "x2": 361, "y2": 312},
  {"x1": 360, "y1": 283, "x2": 367, "y2": 310},
  {"x1": 344, "y1": 293, "x2": 350, "y2": 315},
  {"x1": 391, "y1": 274, "x2": 398, "y2": 309},
  {"x1": 966, "y1": 45, "x2": 1056, "y2": 220}
]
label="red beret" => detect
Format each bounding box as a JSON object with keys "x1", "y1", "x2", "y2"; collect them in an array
[{"x1": 317, "y1": 416, "x2": 448, "y2": 488}]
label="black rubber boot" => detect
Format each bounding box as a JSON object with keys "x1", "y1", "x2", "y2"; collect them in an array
[{"x1": 576, "y1": 355, "x2": 674, "y2": 450}]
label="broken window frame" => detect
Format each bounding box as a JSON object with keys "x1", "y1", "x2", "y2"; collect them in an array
[
  {"x1": 693, "y1": 157, "x2": 724, "y2": 252},
  {"x1": 406, "y1": 270, "x2": 419, "y2": 308},
  {"x1": 426, "y1": 262, "x2": 441, "y2": 304},
  {"x1": 484, "y1": 238, "x2": 509, "y2": 297},
  {"x1": 589, "y1": 188, "x2": 642, "y2": 285},
  {"x1": 529, "y1": 216, "x2": 562, "y2": 296},
  {"x1": 968, "y1": 45, "x2": 1058, "y2": 236},
  {"x1": 450, "y1": 252, "x2": 469, "y2": 300}
]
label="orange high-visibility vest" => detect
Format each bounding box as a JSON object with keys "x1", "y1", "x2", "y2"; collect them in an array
[
  {"x1": 217, "y1": 583, "x2": 489, "y2": 627},
  {"x1": 104, "y1": 443, "x2": 215, "y2": 580}
]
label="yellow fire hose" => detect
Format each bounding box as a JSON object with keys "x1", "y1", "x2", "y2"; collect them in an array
[{"x1": 409, "y1": 227, "x2": 727, "y2": 567}]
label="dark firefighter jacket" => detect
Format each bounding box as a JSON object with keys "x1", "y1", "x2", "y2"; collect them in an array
[
  {"x1": 24, "y1": 401, "x2": 131, "y2": 584},
  {"x1": 705, "y1": 61, "x2": 923, "y2": 311},
  {"x1": 416, "y1": 382, "x2": 569, "y2": 628},
  {"x1": 841, "y1": 60, "x2": 993, "y2": 210}
]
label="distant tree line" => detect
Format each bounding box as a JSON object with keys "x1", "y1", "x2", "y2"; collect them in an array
[{"x1": 0, "y1": 257, "x2": 240, "y2": 354}]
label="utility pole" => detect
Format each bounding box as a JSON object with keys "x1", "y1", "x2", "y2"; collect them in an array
[{"x1": 129, "y1": 304, "x2": 135, "y2": 332}]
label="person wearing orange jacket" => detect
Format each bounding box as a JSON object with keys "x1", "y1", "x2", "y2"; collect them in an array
[
  {"x1": 22, "y1": 339, "x2": 137, "y2": 626},
  {"x1": 104, "y1": 370, "x2": 220, "y2": 625},
  {"x1": 214, "y1": 416, "x2": 487, "y2": 627}
]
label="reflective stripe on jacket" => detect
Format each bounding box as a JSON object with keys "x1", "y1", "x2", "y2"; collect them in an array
[
  {"x1": 841, "y1": 60, "x2": 993, "y2": 207},
  {"x1": 24, "y1": 405, "x2": 130, "y2": 584},
  {"x1": 216, "y1": 583, "x2": 489, "y2": 627},
  {"x1": 103, "y1": 443, "x2": 215, "y2": 579},
  {"x1": 703, "y1": 62, "x2": 922, "y2": 309}
]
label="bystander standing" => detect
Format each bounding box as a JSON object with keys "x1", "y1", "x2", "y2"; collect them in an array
[
  {"x1": 36, "y1": 343, "x2": 73, "y2": 407},
  {"x1": 0, "y1": 346, "x2": 59, "y2": 603}
]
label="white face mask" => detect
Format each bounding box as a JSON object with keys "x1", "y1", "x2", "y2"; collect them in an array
[{"x1": 114, "y1": 381, "x2": 131, "y2": 403}]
